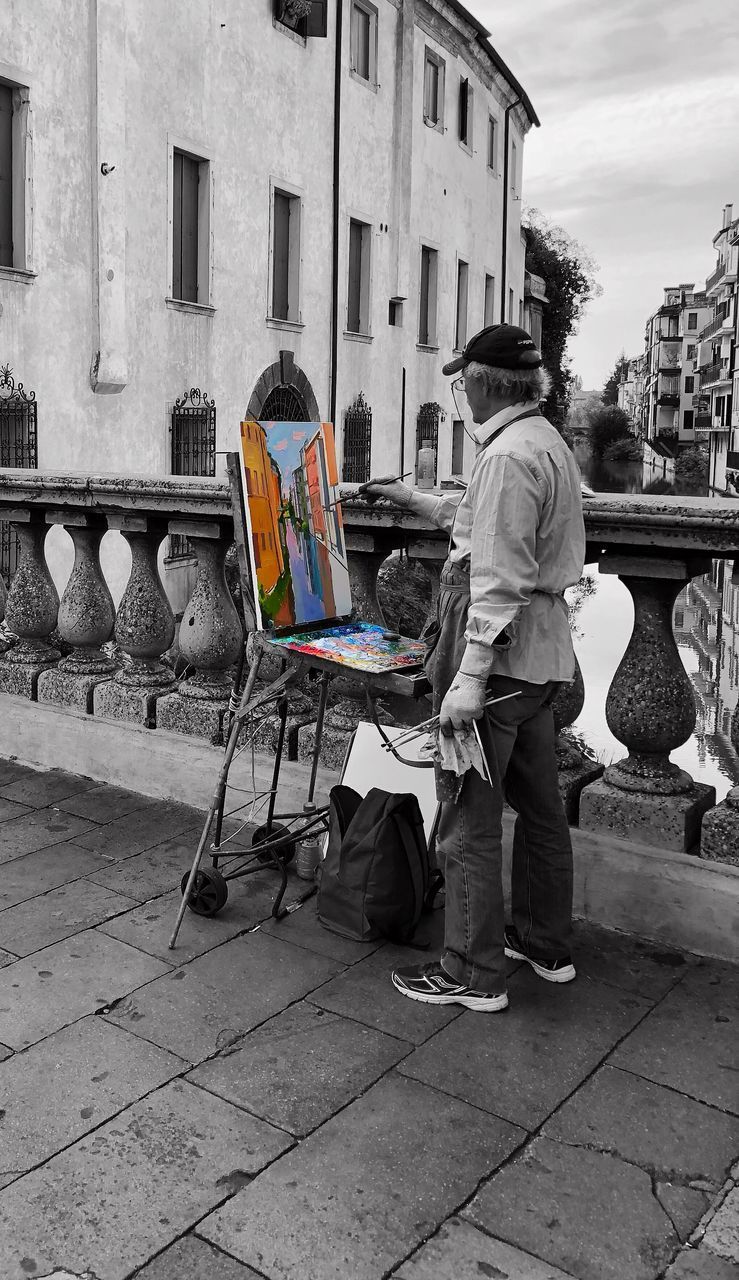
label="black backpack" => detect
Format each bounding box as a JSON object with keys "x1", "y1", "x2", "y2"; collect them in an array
[{"x1": 317, "y1": 784, "x2": 442, "y2": 944}]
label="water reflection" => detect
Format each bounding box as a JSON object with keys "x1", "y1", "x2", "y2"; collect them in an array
[{"x1": 573, "y1": 443, "x2": 739, "y2": 802}]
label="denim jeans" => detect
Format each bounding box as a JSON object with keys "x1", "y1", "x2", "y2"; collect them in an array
[{"x1": 439, "y1": 674, "x2": 574, "y2": 994}]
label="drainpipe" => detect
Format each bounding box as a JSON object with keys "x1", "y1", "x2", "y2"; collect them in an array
[
  {"x1": 500, "y1": 96, "x2": 521, "y2": 323},
  {"x1": 329, "y1": 0, "x2": 344, "y2": 426}
]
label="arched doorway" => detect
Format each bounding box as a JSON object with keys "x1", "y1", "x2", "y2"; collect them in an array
[{"x1": 246, "y1": 350, "x2": 320, "y2": 422}]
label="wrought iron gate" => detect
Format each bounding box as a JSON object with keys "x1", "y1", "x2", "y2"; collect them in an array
[
  {"x1": 342, "y1": 392, "x2": 372, "y2": 482},
  {"x1": 169, "y1": 387, "x2": 216, "y2": 557},
  {"x1": 1, "y1": 365, "x2": 38, "y2": 583},
  {"x1": 415, "y1": 401, "x2": 442, "y2": 485}
]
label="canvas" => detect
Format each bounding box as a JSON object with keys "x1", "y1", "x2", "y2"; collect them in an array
[{"x1": 239, "y1": 420, "x2": 352, "y2": 631}]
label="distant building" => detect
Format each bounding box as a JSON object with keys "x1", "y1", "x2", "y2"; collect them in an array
[
  {"x1": 617, "y1": 354, "x2": 647, "y2": 433},
  {"x1": 641, "y1": 284, "x2": 712, "y2": 479},
  {"x1": 695, "y1": 203, "x2": 738, "y2": 494}
]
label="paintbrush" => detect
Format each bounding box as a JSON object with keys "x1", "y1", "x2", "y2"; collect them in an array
[
  {"x1": 382, "y1": 691, "x2": 521, "y2": 750},
  {"x1": 325, "y1": 472, "x2": 413, "y2": 511}
]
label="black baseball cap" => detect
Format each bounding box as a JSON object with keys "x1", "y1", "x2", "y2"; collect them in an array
[{"x1": 442, "y1": 324, "x2": 542, "y2": 375}]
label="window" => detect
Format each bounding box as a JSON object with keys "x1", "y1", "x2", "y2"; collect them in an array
[
  {"x1": 686, "y1": 344, "x2": 696, "y2": 360},
  {"x1": 0, "y1": 365, "x2": 37, "y2": 580},
  {"x1": 423, "y1": 50, "x2": 444, "y2": 128},
  {"x1": 455, "y1": 259, "x2": 468, "y2": 351},
  {"x1": 687, "y1": 312, "x2": 698, "y2": 330},
  {"x1": 451, "y1": 419, "x2": 465, "y2": 476},
  {"x1": 458, "y1": 77, "x2": 472, "y2": 148},
  {"x1": 350, "y1": 1, "x2": 377, "y2": 84},
  {"x1": 169, "y1": 387, "x2": 216, "y2": 557},
  {"x1": 347, "y1": 217, "x2": 371, "y2": 334},
  {"x1": 484, "y1": 274, "x2": 495, "y2": 326},
  {"x1": 271, "y1": 186, "x2": 301, "y2": 322},
  {"x1": 684, "y1": 376, "x2": 695, "y2": 393},
  {"x1": 171, "y1": 146, "x2": 210, "y2": 304},
  {"x1": 274, "y1": 0, "x2": 328, "y2": 37},
  {"x1": 508, "y1": 287, "x2": 514, "y2": 322},
  {"x1": 343, "y1": 392, "x2": 372, "y2": 482},
  {"x1": 418, "y1": 245, "x2": 438, "y2": 346},
  {"x1": 388, "y1": 298, "x2": 403, "y2": 326},
  {"x1": 0, "y1": 78, "x2": 31, "y2": 271},
  {"x1": 683, "y1": 409, "x2": 694, "y2": 430},
  {"x1": 510, "y1": 139, "x2": 517, "y2": 192},
  {"x1": 487, "y1": 116, "x2": 497, "y2": 171}
]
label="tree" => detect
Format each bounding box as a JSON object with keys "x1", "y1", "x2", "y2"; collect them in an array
[
  {"x1": 586, "y1": 404, "x2": 633, "y2": 458},
  {"x1": 523, "y1": 209, "x2": 602, "y2": 430},
  {"x1": 602, "y1": 353, "x2": 630, "y2": 405}
]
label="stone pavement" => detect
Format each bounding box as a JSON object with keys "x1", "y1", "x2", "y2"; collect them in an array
[{"x1": 0, "y1": 758, "x2": 737, "y2": 1280}]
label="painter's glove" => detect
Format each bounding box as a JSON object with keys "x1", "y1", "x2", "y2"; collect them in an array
[
  {"x1": 439, "y1": 672, "x2": 487, "y2": 737},
  {"x1": 360, "y1": 476, "x2": 413, "y2": 508}
]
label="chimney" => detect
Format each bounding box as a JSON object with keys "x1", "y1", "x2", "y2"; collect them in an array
[{"x1": 723, "y1": 203, "x2": 733, "y2": 228}]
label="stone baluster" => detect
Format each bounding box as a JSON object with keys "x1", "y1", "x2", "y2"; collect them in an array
[
  {"x1": 344, "y1": 533, "x2": 388, "y2": 626},
  {"x1": 156, "y1": 523, "x2": 243, "y2": 745},
  {"x1": 38, "y1": 513, "x2": 117, "y2": 713},
  {"x1": 93, "y1": 517, "x2": 177, "y2": 727},
  {"x1": 579, "y1": 555, "x2": 716, "y2": 851},
  {"x1": 0, "y1": 511, "x2": 60, "y2": 697},
  {"x1": 551, "y1": 655, "x2": 604, "y2": 822}
]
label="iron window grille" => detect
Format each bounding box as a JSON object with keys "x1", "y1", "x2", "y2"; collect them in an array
[
  {"x1": 0, "y1": 365, "x2": 37, "y2": 583},
  {"x1": 169, "y1": 387, "x2": 216, "y2": 558},
  {"x1": 416, "y1": 401, "x2": 443, "y2": 485},
  {"x1": 260, "y1": 384, "x2": 309, "y2": 422},
  {"x1": 342, "y1": 392, "x2": 372, "y2": 482}
]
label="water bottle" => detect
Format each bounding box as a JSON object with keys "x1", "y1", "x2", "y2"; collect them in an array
[
  {"x1": 295, "y1": 803, "x2": 321, "y2": 880},
  {"x1": 417, "y1": 440, "x2": 435, "y2": 489}
]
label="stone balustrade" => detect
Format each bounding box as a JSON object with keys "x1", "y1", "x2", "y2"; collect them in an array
[{"x1": 1, "y1": 470, "x2": 739, "y2": 861}]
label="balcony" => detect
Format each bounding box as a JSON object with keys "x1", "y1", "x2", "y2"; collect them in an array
[
  {"x1": 700, "y1": 362, "x2": 732, "y2": 388},
  {"x1": 699, "y1": 307, "x2": 734, "y2": 341},
  {"x1": 706, "y1": 257, "x2": 738, "y2": 293},
  {"x1": 694, "y1": 412, "x2": 712, "y2": 439}
]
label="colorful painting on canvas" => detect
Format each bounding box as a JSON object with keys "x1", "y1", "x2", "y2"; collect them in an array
[
  {"x1": 268, "y1": 622, "x2": 426, "y2": 674},
  {"x1": 239, "y1": 420, "x2": 352, "y2": 630}
]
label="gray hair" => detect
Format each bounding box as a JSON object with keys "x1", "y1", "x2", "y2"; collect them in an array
[{"x1": 465, "y1": 360, "x2": 552, "y2": 404}]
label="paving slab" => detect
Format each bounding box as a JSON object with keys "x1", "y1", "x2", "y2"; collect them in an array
[
  {"x1": 260, "y1": 896, "x2": 385, "y2": 964},
  {"x1": 611, "y1": 958, "x2": 739, "y2": 1113},
  {"x1": 0, "y1": 760, "x2": 36, "y2": 787},
  {"x1": 0, "y1": 880, "x2": 137, "y2": 955},
  {"x1": 0, "y1": 797, "x2": 32, "y2": 823},
  {"x1": 571, "y1": 920, "x2": 693, "y2": 999},
  {"x1": 0, "y1": 1079, "x2": 292, "y2": 1280},
  {"x1": 0, "y1": 928, "x2": 171, "y2": 1049},
  {"x1": 0, "y1": 807, "x2": 99, "y2": 864},
  {"x1": 200, "y1": 1072, "x2": 526, "y2": 1280},
  {"x1": 54, "y1": 782, "x2": 157, "y2": 823},
  {"x1": 136, "y1": 1234, "x2": 264, "y2": 1279},
  {"x1": 74, "y1": 800, "x2": 206, "y2": 860},
  {"x1": 463, "y1": 1134, "x2": 680, "y2": 1280},
  {"x1": 395, "y1": 1216, "x2": 577, "y2": 1279},
  {"x1": 0, "y1": 949, "x2": 15, "y2": 968},
  {"x1": 86, "y1": 827, "x2": 208, "y2": 901},
  {"x1": 189, "y1": 1000, "x2": 412, "y2": 1136},
  {"x1": 664, "y1": 1246, "x2": 739, "y2": 1278},
  {"x1": 0, "y1": 767, "x2": 97, "y2": 809},
  {"x1": 0, "y1": 1040, "x2": 11, "y2": 1060},
  {"x1": 98, "y1": 886, "x2": 265, "y2": 965},
  {"x1": 703, "y1": 1186, "x2": 739, "y2": 1264},
  {"x1": 105, "y1": 931, "x2": 345, "y2": 1063},
  {"x1": 0, "y1": 843, "x2": 111, "y2": 910},
  {"x1": 307, "y1": 929, "x2": 462, "y2": 1046},
  {"x1": 0, "y1": 1016, "x2": 185, "y2": 1188},
  {"x1": 543, "y1": 1064, "x2": 739, "y2": 1193},
  {"x1": 398, "y1": 969, "x2": 651, "y2": 1129}
]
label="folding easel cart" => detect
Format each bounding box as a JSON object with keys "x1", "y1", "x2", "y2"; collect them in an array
[{"x1": 169, "y1": 433, "x2": 431, "y2": 950}]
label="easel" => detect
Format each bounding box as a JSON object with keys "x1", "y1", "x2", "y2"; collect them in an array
[{"x1": 168, "y1": 452, "x2": 430, "y2": 949}]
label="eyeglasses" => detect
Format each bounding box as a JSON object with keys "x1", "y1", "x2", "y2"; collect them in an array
[{"x1": 452, "y1": 376, "x2": 466, "y2": 395}]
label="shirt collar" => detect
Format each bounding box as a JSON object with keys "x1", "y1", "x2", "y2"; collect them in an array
[{"x1": 472, "y1": 402, "x2": 532, "y2": 449}]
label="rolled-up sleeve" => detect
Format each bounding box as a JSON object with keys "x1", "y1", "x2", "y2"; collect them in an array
[
  {"x1": 463, "y1": 452, "x2": 545, "y2": 664},
  {"x1": 407, "y1": 489, "x2": 463, "y2": 534}
]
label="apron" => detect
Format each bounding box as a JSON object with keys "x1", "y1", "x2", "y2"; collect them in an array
[{"x1": 421, "y1": 408, "x2": 542, "y2": 803}]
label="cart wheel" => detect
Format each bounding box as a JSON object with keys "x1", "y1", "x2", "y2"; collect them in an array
[
  {"x1": 181, "y1": 867, "x2": 228, "y2": 916},
  {"x1": 251, "y1": 822, "x2": 296, "y2": 865}
]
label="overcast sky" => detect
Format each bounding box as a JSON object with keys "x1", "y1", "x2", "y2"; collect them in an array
[{"x1": 474, "y1": 0, "x2": 739, "y2": 391}]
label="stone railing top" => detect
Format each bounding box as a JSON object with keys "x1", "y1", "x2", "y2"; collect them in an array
[
  {"x1": 1, "y1": 469, "x2": 738, "y2": 558},
  {"x1": 0, "y1": 469, "x2": 231, "y2": 521}
]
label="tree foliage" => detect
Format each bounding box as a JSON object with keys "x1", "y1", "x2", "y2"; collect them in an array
[
  {"x1": 602, "y1": 353, "x2": 630, "y2": 405},
  {"x1": 523, "y1": 209, "x2": 602, "y2": 430},
  {"x1": 586, "y1": 405, "x2": 634, "y2": 458}
]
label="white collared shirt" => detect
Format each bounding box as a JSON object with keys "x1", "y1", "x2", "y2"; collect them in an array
[{"x1": 409, "y1": 403, "x2": 586, "y2": 682}]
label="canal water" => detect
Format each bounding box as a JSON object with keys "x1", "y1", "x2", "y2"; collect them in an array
[{"x1": 572, "y1": 443, "x2": 739, "y2": 803}]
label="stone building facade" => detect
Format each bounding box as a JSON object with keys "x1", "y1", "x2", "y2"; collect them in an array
[{"x1": 0, "y1": 0, "x2": 537, "y2": 596}]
